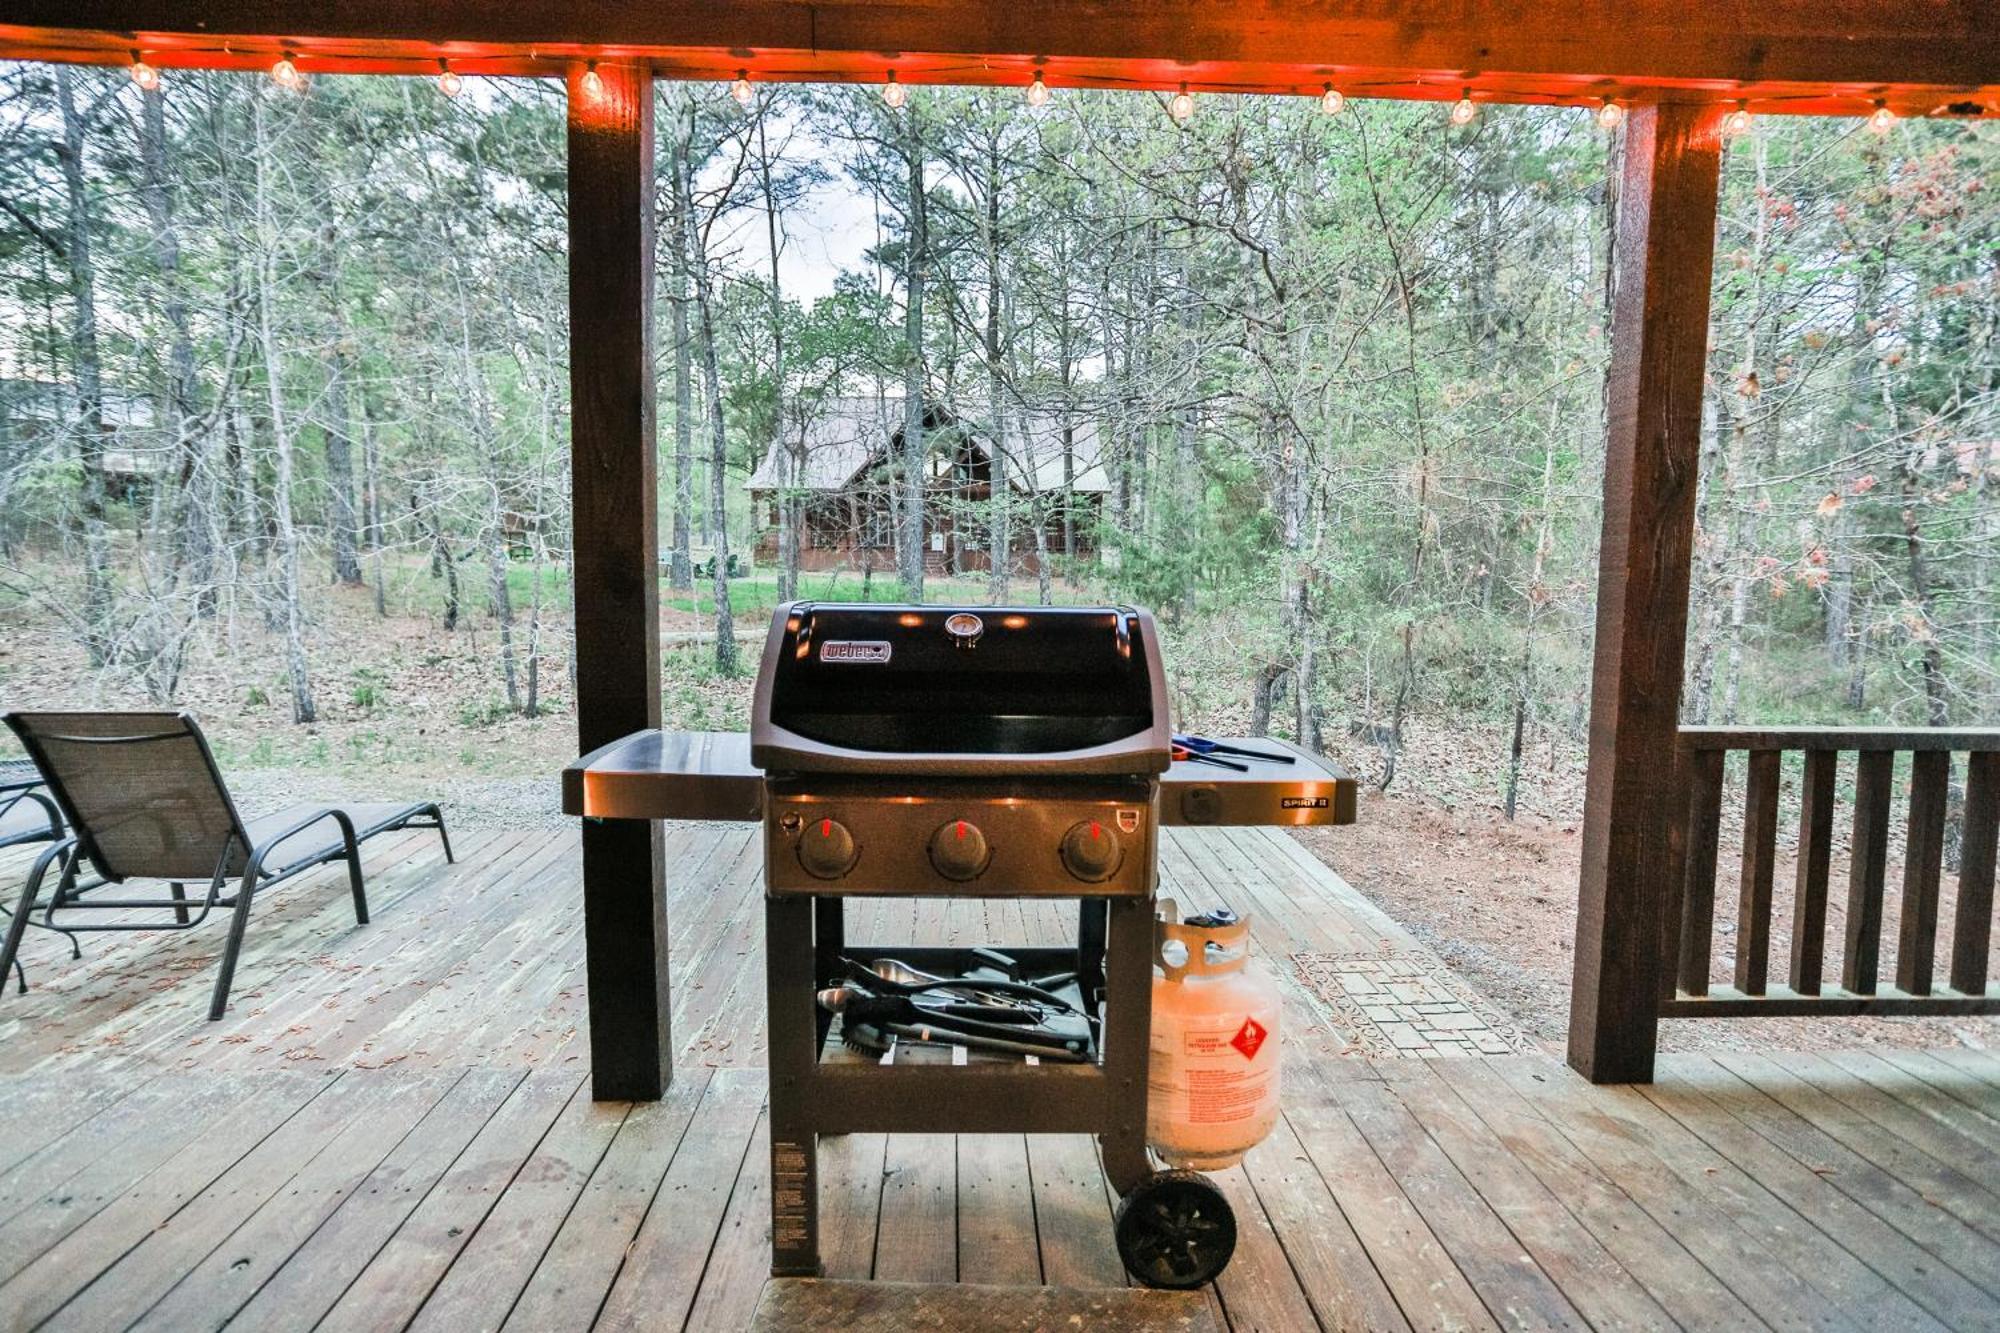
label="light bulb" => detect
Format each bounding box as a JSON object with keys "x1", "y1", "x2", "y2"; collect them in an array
[
  {"x1": 1169, "y1": 85, "x2": 1193, "y2": 122},
  {"x1": 1449, "y1": 92, "x2": 1476, "y2": 126},
  {"x1": 129, "y1": 54, "x2": 160, "y2": 93},
  {"x1": 271, "y1": 55, "x2": 304, "y2": 92},
  {"x1": 1723, "y1": 103, "x2": 1752, "y2": 137},
  {"x1": 883, "y1": 71, "x2": 906, "y2": 109},
  {"x1": 1867, "y1": 102, "x2": 1896, "y2": 134},
  {"x1": 437, "y1": 64, "x2": 462, "y2": 98},
  {"x1": 1596, "y1": 100, "x2": 1624, "y2": 130},
  {"x1": 580, "y1": 61, "x2": 603, "y2": 100},
  {"x1": 1320, "y1": 84, "x2": 1345, "y2": 115},
  {"x1": 1027, "y1": 71, "x2": 1050, "y2": 107},
  {"x1": 731, "y1": 71, "x2": 753, "y2": 106}
]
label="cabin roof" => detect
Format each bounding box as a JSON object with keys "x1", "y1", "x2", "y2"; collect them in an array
[{"x1": 745, "y1": 396, "x2": 1110, "y2": 495}]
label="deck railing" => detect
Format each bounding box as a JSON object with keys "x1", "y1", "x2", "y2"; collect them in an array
[{"x1": 1665, "y1": 727, "x2": 2000, "y2": 1017}]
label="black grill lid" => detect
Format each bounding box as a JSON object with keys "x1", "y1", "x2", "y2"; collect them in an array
[{"x1": 750, "y1": 602, "x2": 1171, "y2": 777}]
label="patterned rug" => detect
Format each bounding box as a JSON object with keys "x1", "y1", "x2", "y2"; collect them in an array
[{"x1": 1292, "y1": 950, "x2": 1536, "y2": 1057}]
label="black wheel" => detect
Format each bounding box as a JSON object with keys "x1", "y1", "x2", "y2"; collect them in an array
[{"x1": 1115, "y1": 1169, "x2": 1237, "y2": 1289}]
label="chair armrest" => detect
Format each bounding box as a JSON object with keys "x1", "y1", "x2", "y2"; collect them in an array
[{"x1": 245, "y1": 807, "x2": 360, "y2": 885}]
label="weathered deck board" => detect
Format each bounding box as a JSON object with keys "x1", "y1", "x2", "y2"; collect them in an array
[{"x1": 2, "y1": 825, "x2": 1998, "y2": 1331}]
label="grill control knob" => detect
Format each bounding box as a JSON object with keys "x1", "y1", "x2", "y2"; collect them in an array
[
  {"x1": 797, "y1": 817, "x2": 857, "y2": 879},
  {"x1": 1061, "y1": 819, "x2": 1123, "y2": 882},
  {"x1": 928, "y1": 819, "x2": 990, "y2": 881}
]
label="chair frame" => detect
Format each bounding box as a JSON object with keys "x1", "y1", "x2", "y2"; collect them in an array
[{"x1": 0, "y1": 712, "x2": 451, "y2": 1019}]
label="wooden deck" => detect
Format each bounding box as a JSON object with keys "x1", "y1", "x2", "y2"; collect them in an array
[{"x1": 2, "y1": 824, "x2": 1999, "y2": 1331}]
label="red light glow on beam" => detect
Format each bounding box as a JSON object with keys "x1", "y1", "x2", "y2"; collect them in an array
[{"x1": 0, "y1": 25, "x2": 1990, "y2": 120}]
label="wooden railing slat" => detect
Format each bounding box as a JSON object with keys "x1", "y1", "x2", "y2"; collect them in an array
[
  {"x1": 1788, "y1": 749, "x2": 1837, "y2": 996},
  {"x1": 1895, "y1": 750, "x2": 1950, "y2": 995},
  {"x1": 1677, "y1": 748, "x2": 1725, "y2": 996},
  {"x1": 1734, "y1": 750, "x2": 1781, "y2": 996},
  {"x1": 1842, "y1": 750, "x2": 1895, "y2": 996},
  {"x1": 1948, "y1": 751, "x2": 1998, "y2": 995}
]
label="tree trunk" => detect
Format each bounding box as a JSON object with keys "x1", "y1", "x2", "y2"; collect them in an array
[
  {"x1": 984, "y1": 128, "x2": 1010, "y2": 603},
  {"x1": 1901, "y1": 456, "x2": 1950, "y2": 727},
  {"x1": 1505, "y1": 436, "x2": 1561, "y2": 820},
  {"x1": 667, "y1": 97, "x2": 695, "y2": 592},
  {"x1": 419, "y1": 484, "x2": 461, "y2": 632},
  {"x1": 898, "y1": 111, "x2": 928, "y2": 601},
  {"x1": 55, "y1": 67, "x2": 113, "y2": 665},
  {"x1": 137, "y1": 81, "x2": 212, "y2": 611},
  {"x1": 316, "y1": 244, "x2": 364, "y2": 586},
  {"x1": 756, "y1": 112, "x2": 799, "y2": 605},
  {"x1": 682, "y1": 140, "x2": 738, "y2": 674},
  {"x1": 253, "y1": 95, "x2": 315, "y2": 724}
]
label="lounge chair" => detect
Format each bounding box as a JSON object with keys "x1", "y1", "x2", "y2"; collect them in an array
[{"x1": 0, "y1": 711, "x2": 452, "y2": 1019}]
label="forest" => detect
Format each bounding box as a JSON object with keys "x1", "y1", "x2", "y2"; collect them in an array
[{"x1": 0, "y1": 63, "x2": 1995, "y2": 814}]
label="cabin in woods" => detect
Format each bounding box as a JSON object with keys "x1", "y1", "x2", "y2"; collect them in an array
[{"x1": 745, "y1": 397, "x2": 1108, "y2": 575}]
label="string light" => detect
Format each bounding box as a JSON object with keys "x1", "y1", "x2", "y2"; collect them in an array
[
  {"x1": 882, "y1": 70, "x2": 906, "y2": 109},
  {"x1": 270, "y1": 52, "x2": 305, "y2": 92},
  {"x1": 1867, "y1": 101, "x2": 1897, "y2": 134},
  {"x1": 1320, "y1": 83, "x2": 1345, "y2": 115},
  {"x1": 731, "y1": 70, "x2": 754, "y2": 106},
  {"x1": 1722, "y1": 101, "x2": 1752, "y2": 137},
  {"x1": 579, "y1": 60, "x2": 603, "y2": 100},
  {"x1": 1169, "y1": 83, "x2": 1194, "y2": 122},
  {"x1": 1596, "y1": 99, "x2": 1624, "y2": 130},
  {"x1": 128, "y1": 51, "x2": 160, "y2": 93},
  {"x1": 1026, "y1": 70, "x2": 1050, "y2": 108},
  {"x1": 437, "y1": 61, "x2": 462, "y2": 98},
  {"x1": 1449, "y1": 89, "x2": 1477, "y2": 126}
]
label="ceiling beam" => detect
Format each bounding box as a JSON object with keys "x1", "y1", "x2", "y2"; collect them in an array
[{"x1": 3, "y1": 1, "x2": 1996, "y2": 116}]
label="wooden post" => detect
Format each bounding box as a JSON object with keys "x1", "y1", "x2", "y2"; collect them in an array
[
  {"x1": 1567, "y1": 103, "x2": 1724, "y2": 1084},
  {"x1": 568, "y1": 63, "x2": 669, "y2": 1101}
]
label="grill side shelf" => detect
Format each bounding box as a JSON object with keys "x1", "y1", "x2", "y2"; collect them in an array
[{"x1": 562, "y1": 730, "x2": 1356, "y2": 827}]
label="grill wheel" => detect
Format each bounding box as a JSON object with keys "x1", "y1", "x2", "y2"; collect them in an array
[{"x1": 1114, "y1": 1169, "x2": 1237, "y2": 1289}]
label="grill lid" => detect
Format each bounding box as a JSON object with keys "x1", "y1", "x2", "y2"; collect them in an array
[{"x1": 750, "y1": 602, "x2": 1171, "y2": 777}]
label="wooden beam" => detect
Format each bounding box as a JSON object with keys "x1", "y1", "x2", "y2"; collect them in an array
[
  {"x1": 568, "y1": 62, "x2": 669, "y2": 1102},
  {"x1": 1566, "y1": 102, "x2": 1723, "y2": 1085},
  {"x1": 3, "y1": 1, "x2": 1997, "y2": 116}
]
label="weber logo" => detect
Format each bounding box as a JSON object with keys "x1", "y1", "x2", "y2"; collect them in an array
[
  {"x1": 1281, "y1": 796, "x2": 1329, "y2": 809},
  {"x1": 820, "y1": 640, "x2": 892, "y2": 664}
]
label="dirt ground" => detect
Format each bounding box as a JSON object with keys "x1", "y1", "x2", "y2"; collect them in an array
[{"x1": 1299, "y1": 789, "x2": 2000, "y2": 1056}]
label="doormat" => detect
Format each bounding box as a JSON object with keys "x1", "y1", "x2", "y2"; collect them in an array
[{"x1": 1292, "y1": 951, "x2": 1535, "y2": 1057}]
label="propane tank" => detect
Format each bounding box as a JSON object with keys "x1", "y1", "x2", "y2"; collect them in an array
[{"x1": 1146, "y1": 899, "x2": 1282, "y2": 1170}]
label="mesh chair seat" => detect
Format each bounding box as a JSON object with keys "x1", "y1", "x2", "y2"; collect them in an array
[{"x1": 245, "y1": 802, "x2": 437, "y2": 876}]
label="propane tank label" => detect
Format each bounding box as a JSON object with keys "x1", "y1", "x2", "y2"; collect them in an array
[
  {"x1": 1162, "y1": 1015, "x2": 1278, "y2": 1124},
  {"x1": 1230, "y1": 1017, "x2": 1268, "y2": 1060}
]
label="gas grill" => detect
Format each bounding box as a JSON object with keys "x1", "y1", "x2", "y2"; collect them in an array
[
  {"x1": 561, "y1": 600, "x2": 1358, "y2": 1288},
  {"x1": 754, "y1": 603, "x2": 1181, "y2": 1279}
]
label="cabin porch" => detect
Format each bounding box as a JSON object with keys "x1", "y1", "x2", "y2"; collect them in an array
[{"x1": 3, "y1": 824, "x2": 1996, "y2": 1331}]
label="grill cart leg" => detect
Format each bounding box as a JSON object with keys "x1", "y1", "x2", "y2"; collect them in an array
[
  {"x1": 1097, "y1": 895, "x2": 1153, "y2": 1195},
  {"x1": 765, "y1": 893, "x2": 822, "y2": 1276},
  {"x1": 1078, "y1": 898, "x2": 1108, "y2": 1023},
  {"x1": 813, "y1": 895, "x2": 844, "y2": 1051}
]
